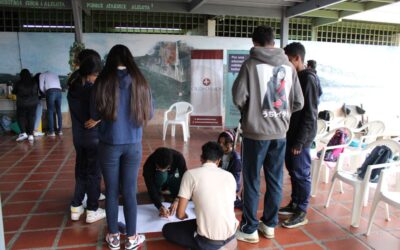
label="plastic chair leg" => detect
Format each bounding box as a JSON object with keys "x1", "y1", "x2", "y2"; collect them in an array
[
  {"x1": 366, "y1": 194, "x2": 381, "y2": 235},
  {"x1": 385, "y1": 203, "x2": 391, "y2": 221},
  {"x1": 311, "y1": 160, "x2": 322, "y2": 197},
  {"x1": 363, "y1": 187, "x2": 370, "y2": 207},
  {"x1": 339, "y1": 181, "x2": 344, "y2": 194},
  {"x1": 182, "y1": 124, "x2": 188, "y2": 142},
  {"x1": 351, "y1": 186, "x2": 363, "y2": 228},
  {"x1": 171, "y1": 125, "x2": 176, "y2": 137},
  {"x1": 325, "y1": 177, "x2": 337, "y2": 208},
  {"x1": 323, "y1": 165, "x2": 330, "y2": 184},
  {"x1": 163, "y1": 123, "x2": 168, "y2": 141},
  {"x1": 186, "y1": 122, "x2": 190, "y2": 138}
]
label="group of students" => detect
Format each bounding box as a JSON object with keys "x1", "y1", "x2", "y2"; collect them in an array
[
  {"x1": 66, "y1": 25, "x2": 322, "y2": 250},
  {"x1": 12, "y1": 69, "x2": 63, "y2": 142}
]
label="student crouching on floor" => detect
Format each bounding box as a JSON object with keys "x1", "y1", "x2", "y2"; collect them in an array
[
  {"x1": 162, "y1": 141, "x2": 238, "y2": 250},
  {"x1": 143, "y1": 147, "x2": 187, "y2": 217}
]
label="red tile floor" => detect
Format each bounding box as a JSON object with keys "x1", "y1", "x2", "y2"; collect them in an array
[{"x1": 0, "y1": 126, "x2": 399, "y2": 249}]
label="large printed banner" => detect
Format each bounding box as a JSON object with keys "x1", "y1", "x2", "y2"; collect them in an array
[
  {"x1": 190, "y1": 50, "x2": 223, "y2": 126},
  {"x1": 225, "y1": 50, "x2": 249, "y2": 128}
]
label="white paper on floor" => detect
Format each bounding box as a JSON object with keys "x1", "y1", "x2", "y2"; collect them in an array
[{"x1": 117, "y1": 202, "x2": 196, "y2": 233}]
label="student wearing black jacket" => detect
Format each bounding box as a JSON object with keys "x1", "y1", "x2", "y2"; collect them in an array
[
  {"x1": 67, "y1": 53, "x2": 105, "y2": 224},
  {"x1": 279, "y1": 42, "x2": 322, "y2": 228},
  {"x1": 143, "y1": 147, "x2": 187, "y2": 217},
  {"x1": 13, "y1": 69, "x2": 39, "y2": 142}
]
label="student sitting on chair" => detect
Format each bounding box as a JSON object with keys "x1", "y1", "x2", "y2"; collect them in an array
[
  {"x1": 162, "y1": 141, "x2": 238, "y2": 250},
  {"x1": 143, "y1": 147, "x2": 187, "y2": 218},
  {"x1": 217, "y1": 130, "x2": 243, "y2": 209}
]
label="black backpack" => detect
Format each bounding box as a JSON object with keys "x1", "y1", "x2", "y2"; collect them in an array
[
  {"x1": 356, "y1": 145, "x2": 392, "y2": 183},
  {"x1": 318, "y1": 110, "x2": 330, "y2": 121}
]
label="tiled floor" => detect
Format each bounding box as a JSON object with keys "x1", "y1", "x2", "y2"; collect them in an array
[{"x1": 1, "y1": 126, "x2": 399, "y2": 250}]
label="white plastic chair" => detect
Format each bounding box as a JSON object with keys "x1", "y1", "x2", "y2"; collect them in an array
[
  {"x1": 310, "y1": 127, "x2": 354, "y2": 197},
  {"x1": 352, "y1": 121, "x2": 385, "y2": 149},
  {"x1": 324, "y1": 139, "x2": 400, "y2": 228},
  {"x1": 316, "y1": 119, "x2": 328, "y2": 140},
  {"x1": 233, "y1": 122, "x2": 242, "y2": 150},
  {"x1": 162, "y1": 102, "x2": 193, "y2": 142},
  {"x1": 366, "y1": 167, "x2": 400, "y2": 235}
]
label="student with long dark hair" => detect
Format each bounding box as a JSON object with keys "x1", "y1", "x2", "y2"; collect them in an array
[
  {"x1": 91, "y1": 44, "x2": 153, "y2": 250},
  {"x1": 67, "y1": 51, "x2": 106, "y2": 224},
  {"x1": 13, "y1": 69, "x2": 39, "y2": 142}
]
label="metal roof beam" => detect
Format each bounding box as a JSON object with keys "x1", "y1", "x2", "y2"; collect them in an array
[
  {"x1": 189, "y1": 0, "x2": 206, "y2": 12},
  {"x1": 327, "y1": 2, "x2": 364, "y2": 12},
  {"x1": 286, "y1": 0, "x2": 346, "y2": 18},
  {"x1": 312, "y1": 17, "x2": 341, "y2": 27},
  {"x1": 303, "y1": 10, "x2": 339, "y2": 19},
  {"x1": 192, "y1": 4, "x2": 281, "y2": 18}
]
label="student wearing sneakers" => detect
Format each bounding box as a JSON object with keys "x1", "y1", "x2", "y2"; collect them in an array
[
  {"x1": 162, "y1": 141, "x2": 238, "y2": 250},
  {"x1": 143, "y1": 147, "x2": 187, "y2": 217},
  {"x1": 232, "y1": 26, "x2": 304, "y2": 243},
  {"x1": 279, "y1": 42, "x2": 322, "y2": 228},
  {"x1": 92, "y1": 45, "x2": 153, "y2": 250},
  {"x1": 68, "y1": 52, "x2": 106, "y2": 224},
  {"x1": 39, "y1": 71, "x2": 63, "y2": 136},
  {"x1": 13, "y1": 69, "x2": 39, "y2": 142}
]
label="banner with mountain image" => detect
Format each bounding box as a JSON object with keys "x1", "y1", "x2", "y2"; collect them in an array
[{"x1": 190, "y1": 50, "x2": 223, "y2": 126}]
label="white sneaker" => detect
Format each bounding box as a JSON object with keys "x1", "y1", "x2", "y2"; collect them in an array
[
  {"x1": 86, "y1": 207, "x2": 106, "y2": 223},
  {"x1": 33, "y1": 131, "x2": 44, "y2": 137},
  {"x1": 71, "y1": 205, "x2": 84, "y2": 221},
  {"x1": 99, "y1": 193, "x2": 106, "y2": 201},
  {"x1": 258, "y1": 221, "x2": 275, "y2": 239},
  {"x1": 16, "y1": 133, "x2": 28, "y2": 142},
  {"x1": 125, "y1": 234, "x2": 145, "y2": 250},
  {"x1": 106, "y1": 233, "x2": 120, "y2": 250},
  {"x1": 28, "y1": 135, "x2": 34, "y2": 141},
  {"x1": 57, "y1": 131, "x2": 63, "y2": 136},
  {"x1": 47, "y1": 132, "x2": 56, "y2": 137},
  {"x1": 235, "y1": 229, "x2": 259, "y2": 243}
]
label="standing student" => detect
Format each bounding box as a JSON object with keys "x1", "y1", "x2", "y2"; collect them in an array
[
  {"x1": 232, "y1": 26, "x2": 304, "y2": 243},
  {"x1": 68, "y1": 53, "x2": 106, "y2": 224},
  {"x1": 32, "y1": 73, "x2": 45, "y2": 137},
  {"x1": 143, "y1": 147, "x2": 187, "y2": 217},
  {"x1": 279, "y1": 43, "x2": 322, "y2": 228},
  {"x1": 162, "y1": 142, "x2": 238, "y2": 250},
  {"x1": 92, "y1": 44, "x2": 153, "y2": 250},
  {"x1": 13, "y1": 69, "x2": 39, "y2": 142},
  {"x1": 217, "y1": 130, "x2": 243, "y2": 208},
  {"x1": 39, "y1": 71, "x2": 62, "y2": 136}
]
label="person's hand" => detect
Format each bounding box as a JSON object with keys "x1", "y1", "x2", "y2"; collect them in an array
[
  {"x1": 85, "y1": 119, "x2": 100, "y2": 129},
  {"x1": 168, "y1": 199, "x2": 179, "y2": 216},
  {"x1": 159, "y1": 206, "x2": 170, "y2": 218},
  {"x1": 291, "y1": 147, "x2": 301, "y2": 155}
]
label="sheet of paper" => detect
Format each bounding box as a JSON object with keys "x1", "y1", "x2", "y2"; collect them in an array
[{"x1": 117, "y1": 202, "x2": 196, "y2": 233}]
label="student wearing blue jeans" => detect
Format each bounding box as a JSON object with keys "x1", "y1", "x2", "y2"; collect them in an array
[
  {"x1": 232, "y1": 26, "x2": 304, "y2": 243},
  {"x1": 90, "y1": 45, "x2": 153, "y2": 250},
  {"x1": 46, "y1": 89, "x2": 62, "y2": 135}
]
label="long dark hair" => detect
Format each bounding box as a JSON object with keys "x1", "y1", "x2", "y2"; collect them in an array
[
  {"x1": 19, "y1": 69, "x2": 32, "y2": 82},
  {"x1": 95, "y1": 44, "x2": 151, "y2": 125}
]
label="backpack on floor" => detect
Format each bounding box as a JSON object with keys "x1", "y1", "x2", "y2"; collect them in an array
[
  {"x1": 356, "y1": 145, "x2": 392, "y2": 183},
  {"x1": 318, "y1": 110, "x2": 330, "y2": 121},
  {"x1": 318, "y1": 129, "x2": 349, "y2": 163}
]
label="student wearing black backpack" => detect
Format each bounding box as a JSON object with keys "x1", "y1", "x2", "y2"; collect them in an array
[{"x1": 279, "y1": 43, "x2": 322, "y2": 228}]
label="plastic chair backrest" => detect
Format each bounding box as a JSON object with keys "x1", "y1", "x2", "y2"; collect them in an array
[
  {"x1": 343, "y1": 115, "x2": 358, "y2": 129},
  {"x1": 170, "y1": 102, "x2": 193, "y2": 121},
  {"x1": 317, "y1": 119, "x2": 327, "y2": 136},
  {"x1": 364, "y1": 121, "x2": 385, "y2": 136}
]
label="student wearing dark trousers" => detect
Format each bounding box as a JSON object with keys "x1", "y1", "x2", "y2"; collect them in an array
[
  {"x1": 232, "y1": 26, "x2": 304, "y2": 243},
  {"x1": 68, "y1": 52, "x2": 106, "y2": 224},
  {"x1": 279, "y1": 42, "x2": 322, "y2": 228},
  {"x1": 13, "y1": 69, "x2": 39, "y2": 142},
  {"x1": 91, "y1": 45, "x2": 153, "y2": 250},
  {"x1": 143, "y1": 147, "x2": 187, "y2": 217},
  {"x1": 217, "y1": 130, "x2": 243, "y2": 208},
  {"x1": 162, "y1": 142, "x2": 238, "y2": 250}
]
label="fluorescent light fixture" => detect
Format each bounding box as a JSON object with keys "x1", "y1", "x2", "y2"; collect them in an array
[
  {"x1": 23, "y1": 24, "x2": 75, "y2": 29},
  {"x1": 114, "y1": 26, "x2": 182, "y2": 31},
  {"x1": 344, "y1": 2, "x2": 400, "y2": 24}
]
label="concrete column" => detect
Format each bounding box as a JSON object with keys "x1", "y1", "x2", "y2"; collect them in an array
[
  {"x1": 207, "y1": 20, "x2": 216, "y2": 37},
  {"x1": 280, "y1": 8, "x2": 289, "y2": 48},
  {"x1": 311, "y1": 26, "x2": 318, "y2": 41},
  {"x1": 71, "y1": 0, "x2": 83, "y2": 43}
]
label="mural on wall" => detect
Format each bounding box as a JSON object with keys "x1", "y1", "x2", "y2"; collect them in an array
[{"x1": 134, "y1": 41, "x2": 192, "y2": 108}]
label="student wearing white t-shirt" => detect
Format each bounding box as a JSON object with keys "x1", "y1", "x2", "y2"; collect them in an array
[{"x1": 162, "y1": 141, "x2": 238, "y2": 250}]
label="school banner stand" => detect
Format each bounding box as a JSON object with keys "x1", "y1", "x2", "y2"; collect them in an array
[{"x1": 190, "y1": 50, "x2": 223, "y2": 126}]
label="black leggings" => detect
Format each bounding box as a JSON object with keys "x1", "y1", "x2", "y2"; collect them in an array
[{"x1": 17, "y1": 105, "x2": 36, "y2": 135}]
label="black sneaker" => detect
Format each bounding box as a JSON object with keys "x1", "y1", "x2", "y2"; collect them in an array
[
  {"x1": 278, "y1": 202, "x2": 297, "y2": 216},
  {"x1": 282, "y1": 211, "x2": 308, "y2": 228}
]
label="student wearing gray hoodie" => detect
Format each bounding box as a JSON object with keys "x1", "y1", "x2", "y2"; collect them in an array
[{"x1": 232, "y1": 26, "x2": 304, "y2": 243}]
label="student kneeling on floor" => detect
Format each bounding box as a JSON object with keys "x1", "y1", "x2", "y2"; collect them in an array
[{"x1": 162, "y1": 141, "x2": 238, "y2": 250}]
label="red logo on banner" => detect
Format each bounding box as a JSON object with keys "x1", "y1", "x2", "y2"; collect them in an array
[{"x1": 202, "y1": 78, "x2": 211, "y2": 86}]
